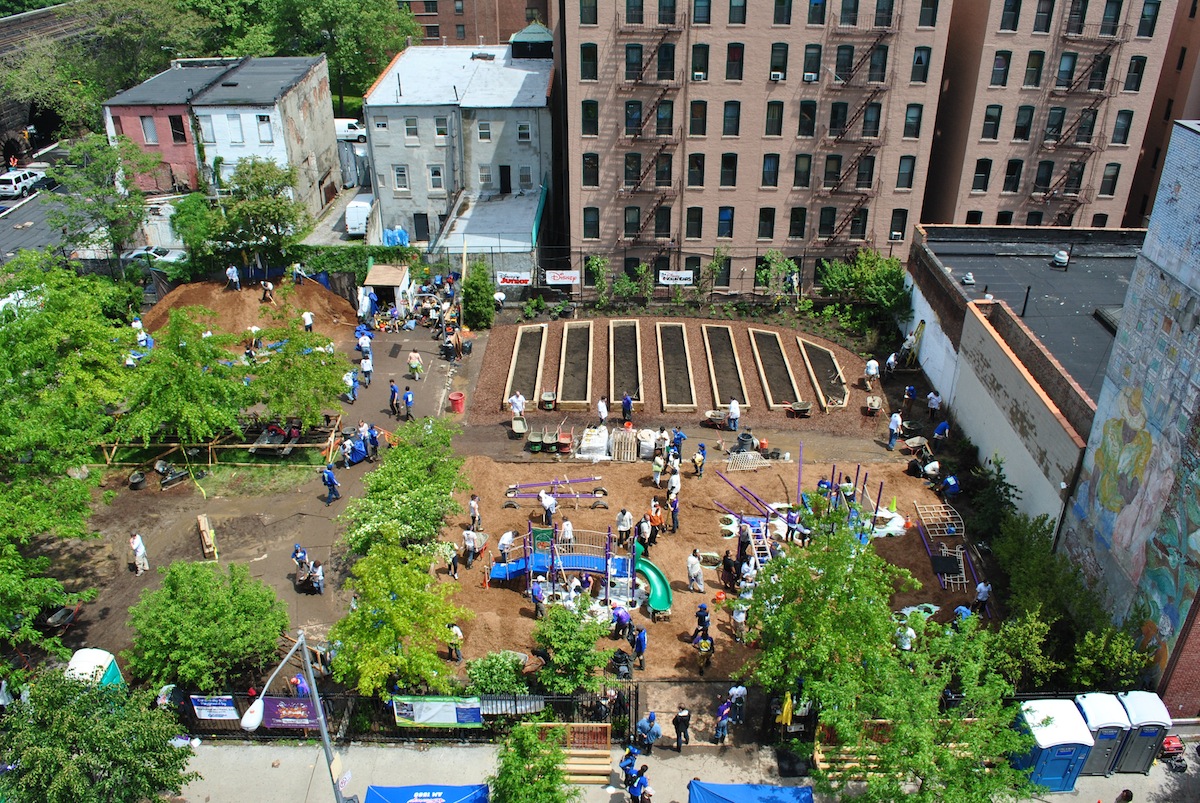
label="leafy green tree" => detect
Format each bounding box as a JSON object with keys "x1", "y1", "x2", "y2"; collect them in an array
[
  {"x1": 249, "y1": 316, "x2": 349, "y2": 428},
  {"x1": 168, "y1": 193, "x2": 222, "y2": 280},
  {"x1": 489, "y1": 725, "x2": 580, "y2": 803},
  {"x1": 634, "y1": 261, "x2": 654, "y2": 302},
  {"x1": 1070, "y1": 625, "x2": 1150, "y2": 690},
  {"x1": 816, "y1": 249, "x2": 910, "y2": 322},
  {"x1": 0, "y1": 670, "x2": 200, "y2": 803},
  {"x1": 180, "y1": 0, "x2": 277, "y2": 57},
  {"x1": 532, "y1": 607, "x2": 611, "y2": 694},
  {"x1": 461, "y1": 259, "x2": 496, "y2": 330},
  {"x1": 0, "y1": 36, "x2": 102, "y2": 135},
  {"x1": 587, "y1": 255, "x2": 612, "y2": 310},
  {"x1": 45, "y1": 134, "x2": 163, "y2": 269},
  {"x1": 693, "y1": 245, "x2": 728, "y2": 303},
  {"x1": 991, "y1": 606, "x2": 1064, "y2": 692},
  {"x1": 466, "y1": 651, "x2": 530, "y2": 695},
  {"x1": 755, "y1": 249, "x2": 797, "y2": 300},
  {"x1": 117, "y1": 307, "x2": 254, "y2": 445},
  {"x1": 343, "y1": 418, "x2": 467, "y2": 554},
  {"x1": 125, "y1": 561, "x2": 288, "y2": 692},
  {"x1": 967, "y1": 456, "x2": 1021, "y2": 539},
  {"x1": 223, "y1": 156, "x2": 311, "y2": 272},
  {"x1": 330, "y1": 544, "x2": 470, "y2": 696}
]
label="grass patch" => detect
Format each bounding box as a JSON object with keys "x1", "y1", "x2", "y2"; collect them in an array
[{"x1": 196, "y1": 464, "x2": 318, "y2": 497}]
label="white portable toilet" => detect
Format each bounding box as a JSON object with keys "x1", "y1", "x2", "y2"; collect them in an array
[
  {"x1": 66, "y1": 648, "x2": 124, "y2": 686},
  {"x1": 1114, "y1": 691, "x2": 1172, "y2": 774},
  {"x1": 1074, "y1": 693, "x2": 1130, "y2": 776}
]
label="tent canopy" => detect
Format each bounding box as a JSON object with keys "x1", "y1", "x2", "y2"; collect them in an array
[
  {"x1": 365, "y1": 785, "x2": 488, "y2": 803},
  {"x1": 688, "y1": 781, "x2": 814, "y2": 803}
]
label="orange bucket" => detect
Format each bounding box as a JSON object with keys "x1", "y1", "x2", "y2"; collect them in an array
[
  {"x1": 624, "y1": 421, "x2": 633, "y2": 430},
  {"x1": 714, "y1": 591, "x2": 727, "y2": 602}
]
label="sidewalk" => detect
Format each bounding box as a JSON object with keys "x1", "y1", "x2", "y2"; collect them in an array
[{"x1": 179, "y1": 739, "x2": 1199, "y2": 803}]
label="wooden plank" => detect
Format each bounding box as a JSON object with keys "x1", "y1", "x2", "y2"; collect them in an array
[
  {"x1": 556, "y1": 321, "x2": 594, "y2": 411},
  {"x1": 197, "y1": 514, "x2": 217, "y2": 560},
  {"x1": 655, "y1": 322, "x2": 698, "y2": 412},
  {"x1": 608, "y1": 319, "x2": 644, "y2": 411},
  {"x1": 747, "y1": 328, "x2": 802, "y2": 410}
]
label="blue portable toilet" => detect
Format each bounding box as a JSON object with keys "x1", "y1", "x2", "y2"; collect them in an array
[
  {"x1": 1113, "y1": 691, "x2": 1172, "y2": 774},
  {"x1": 1011, "y1": 699, "x2": 1094, "y2": 793},
  {"x1": 1074, "y1": 693, "x2": 1130, "y2": 776}
]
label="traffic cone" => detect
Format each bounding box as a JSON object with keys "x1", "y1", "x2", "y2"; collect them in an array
[
  {"x1": 904, "y1": 515, "x2": 913, "y2": 529},
  {"x1": 889, "y1": 496, "x2": 898, "y2": 513}
]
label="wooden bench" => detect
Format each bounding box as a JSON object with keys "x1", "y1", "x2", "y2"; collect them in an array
[{"x1": 197, "y1": 514, "x2": 218, "y2": 560}]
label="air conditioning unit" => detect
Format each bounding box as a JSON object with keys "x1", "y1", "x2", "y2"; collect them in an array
[
  {"x1": 692, "y1": 71, "x2": 707, "y2": 81},
  {"x1": 803, "y1": 72, "x2": 819, "y2": 83},
  {"x1": 770, "y1": 71, "x2": 785, "y2": 82},
  {"x1": 889, "y1": 231, "x2": 904, "y2": 241}
]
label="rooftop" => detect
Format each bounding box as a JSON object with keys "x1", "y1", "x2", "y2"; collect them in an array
[
  {"x1": 922, "y1": 228, "x2": 1143, "y2": 402},
  {"x1": 103, "y1": 64, "x2": 233, "y2": 107},
  {"x1": 433, "y1": 187, "x2": 544, "y2": 253},
  {"x1": 365, "y1": 46, "x2": 552, "y2": 109},
  {"x1": 190, "y1": 57, "x2": 325, "y2": 107}
]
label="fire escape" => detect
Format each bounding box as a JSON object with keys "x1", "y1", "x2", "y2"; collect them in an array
[{"x1": 617, "y1": 7, "x2": 685, "y2": 253}]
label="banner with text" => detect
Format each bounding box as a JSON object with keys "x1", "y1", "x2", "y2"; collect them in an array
[
  {"x1": 545, "y1": 270, "x2": 580, "y2": 285},
  {"x1": 393, "y1": 696, "x2": 484, "y2": 728},
  {"x1": 189, "y1": 695, "x2": 240, "y2": 721},
  {"x1": 262, "y1": 696, "x2": 320, "y2": 729},
  {"x1": 496, "y1": 272, "x2": 532, "y2": 286},
  {"x1": 659, "y1": 271, "x2": 695, "y2": 285}
]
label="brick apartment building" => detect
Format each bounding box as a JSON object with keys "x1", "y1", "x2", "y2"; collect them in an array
[
  {"x1": 403, "y1": 0, "x2": 551, "y2": 45},
  {"x1": 924, "y1": 0, "x2": 1175, "y2": 229}
]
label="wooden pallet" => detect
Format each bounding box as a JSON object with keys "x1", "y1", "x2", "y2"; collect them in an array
[
  {"x1": 611, "y1": 429, "x2": 638, "y2": 462},
  {"x1": 725, "y1": 450, "x2": 770, "y2": 472},
  {"x1": 197, "y1": 514, "x2": 218, "y2": 560}
]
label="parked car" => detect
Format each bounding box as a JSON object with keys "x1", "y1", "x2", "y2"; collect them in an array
[
  {"x1": 30, "y1": 174, "x2": 58, "y2": 192},
  {"x1": 335, "y1": 118, "x2": 367, "y2": 142},
  {"x1": 0, "y1": 170, "x2": 41, "y2": 198},
  {"x1": 120, "y1": 246, "x2": 187, "y2": 265},
  {"x1": 344, "y1": 194, "x2": 373, "y2": 237}
]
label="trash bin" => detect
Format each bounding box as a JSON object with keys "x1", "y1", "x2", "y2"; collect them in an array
[
  {"x1": 1074, "y1": 693, "x2": 1130, "y2": 776},
  {"x1": 449, "y1": 391, "x2": 466, "y2": 413},
  {"x1": 1113, "y1": 691, "x2": 1171, "y2": 774}
]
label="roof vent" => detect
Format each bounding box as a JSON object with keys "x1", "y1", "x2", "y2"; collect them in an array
[
  {"x1": 471, "y1": 52, "x2": 496, "y2": 60},
  {"x1": 221, "y1": 81, "x2": 238, "y2": 87}
]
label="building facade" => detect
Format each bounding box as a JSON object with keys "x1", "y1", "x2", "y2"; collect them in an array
[
  {"x1": 403, "y1": 0, "x2": 551, "y2": 44},
  {"x1": 924, "y1": 0, "x2": 1173, "y2": 228},
  {"x1": 556, "y1": 0, "x2": 951, "y2": 291}
]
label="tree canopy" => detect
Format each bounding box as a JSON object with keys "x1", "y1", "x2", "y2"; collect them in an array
[
  {"x1": 223, "y1": 157, "x2": 311, "y2": 270},
  {"x1": 533, "y1": 607, "x2": 611, "y2": 695},
  {"x1": 489, "y1": 725, "x2": 579, "y2": 803}
]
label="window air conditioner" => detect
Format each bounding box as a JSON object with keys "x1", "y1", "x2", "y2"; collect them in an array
[
  {"x1": 770, "y1": 71, "x2": 785, "y2": 81},
  {"x1": 803, "y1": 72, "x2": 819, "y2": 82},
  {"x1": 693, "y1": 71, "x2": 707, "y2": 81},
  {"x1": 889, "y1": 231, "x2": 904, "y2": 241}
]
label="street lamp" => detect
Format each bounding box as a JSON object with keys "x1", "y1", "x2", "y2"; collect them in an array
[{"x1": 241, "y1": 630, "x2": 358, "y2": 803}]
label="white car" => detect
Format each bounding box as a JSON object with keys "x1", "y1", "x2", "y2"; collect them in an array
[
  {"x1": 335, "y1": 118, "x2": 367, "y2": 142},
  {"x1": 0, "y1": 170, "x2": 41, "y2": 198},
  {"x1": 120, "y1": 246, "x2": 187, "y2": 265}
]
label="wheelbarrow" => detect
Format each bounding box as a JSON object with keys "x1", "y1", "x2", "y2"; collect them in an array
[
  {"x1": 864, "y1": 395, "x2": 883, "y2": 416},
  {"x1": 510, "y1": 415, "x2": 528, "y2": 440},
  {"x1": 788, "y1": 400, "x2": 813, "y2": 418},
  {"x1": 527, "y1": 428, "x2": 545, "y2": 453},
  {"x1": 703, "y1": 409, "x2": 730, "y2": 429}
]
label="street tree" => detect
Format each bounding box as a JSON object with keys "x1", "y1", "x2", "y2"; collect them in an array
[
  {"x1": 168, "y1": 192, "x2": 222, "y2": 280},
  {"x1": 45, "y1": 134, "x2": 163, "y2": 270},
  {"x1": 223, "y1": 156, "x2": 311, "y2": 272},
  {"x1": 466, "y1": 652, "x2": 530, "y2": 695},
  {"x1": 461, "y1": 258, "x2": 496, "y2": 330},
  {"x1": 250, "y1": 315, "x2": 349, "y2": 429},
  {"x1": 0, "y1": 670, "x2": 200, "y2": 803},
  {"x1": 532, "y1": 607, "x2": 611, "y2": 695},
  {"x1": 329, "y1": 544, "x2": 470, "y2": 696},
  {"x1": 489, "y1": 725, "x2": 580, "y2": 803},
  {"x1": 754, "y1": 249, "x2": 798, "y2": 301},
  {"x1": 125, "y1": 561, "x2": 289, "y2": 692}
]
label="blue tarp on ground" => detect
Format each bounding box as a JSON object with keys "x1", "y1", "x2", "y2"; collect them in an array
[
  {"x1": 688, "y1": 780, "x2": 814, "y2": 803},
  {"x1": 365, "y1": 785, "x2": 488, "y2": 803}
]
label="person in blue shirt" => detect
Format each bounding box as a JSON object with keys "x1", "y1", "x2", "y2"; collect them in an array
[
  {"x1": 671, "y1": 426, "x2": 687, "y2": 452},
  {"x1": 627, "y1": 766, "x2": 650, "y2": 802},
  {"x1": 531, "y1": 576, "x2": 547, "y2": 619},
  {"x1": 367, "y1": 423, "x2": 380, "y2": 461},
  {"x1": 932, "y1": 419, "x2": 950, "y2": 451},
  {"x1": 622, "y1": 392, "x2": 633, "y2": 423},
  {"x1": 633, "y1": 626, "x2": 647, "y2": 670},
  {"x1": 403, "y1": 386, "x2": 415, "y2": 421},
  {"x1": 635, "y1": 712, "x2": 661, "y2": 755},
  {"x1": 903, "y1": 384, "x2": 917, "y2": 414},
  {"x1": 618, "y1": 746, "x2": 640, "y2": 787},
  {"x1": 388, "y1": 380, "x2": 401, "y2": 418},
  {"x1": 939, "y1": 474, "x2": 960, "y2": 498},
  {"x1": 320, "y1": 464, "x2": 340, "y2": 506}
]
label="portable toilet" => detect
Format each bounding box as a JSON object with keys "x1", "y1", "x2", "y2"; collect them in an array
[
  {"x1": 1074, "y1": 693, "x2": 1130, "y2": 776},
  {"x1": 1113, "y1": 690, "x2": 1172, "y2": 774},
  {"x1": 1011, "y1": 699, "x2": 1094, "y2": 792},
  {"x1": 66, "y1": 648, "x2": 124, "y2": 687}
]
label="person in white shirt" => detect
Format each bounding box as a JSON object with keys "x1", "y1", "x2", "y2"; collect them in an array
[
  {"x1": 559, "y1": 516, "x2": 574, "y2": 554},
  {"x1": 260, "y1": 280, "x2": 274, "y2": 303},
  {"x1": 462, "y1": 529, "x2": 479, "y2": 569},
  {"x1": 616, "y1": 508, "x2": 633, "y2": 547},
  {"x1": 538, "y1": 489, "x2": 557, "y2": 525},
  {"x1": 357, "y1": 333, "x2": 372, "y2": 358},
  {"x1": 359, "y1": 354, "x2": 373, "y2": 386},
  {"x1": 509, "y1": 391, "x2": 526, "y2": 416},
  {"x1": 469, "y1": 494, "x2": 481, "y2": 530},
  {"x1": 927, "y1": 390, "x2": 942, "y2": 421},
  {"x1": 884, "y1": 352, "x2": 898, "y2": 376},
  {"x1": 129, "y1": 533, "x2": 149, "y2": 576},
  {"x1": 686, "y1": 549, "x2": 704, "y2": 593},
  {"x1": 972, "y1": 581, "x2": 992, "y2": 613},
  {"x1": 446, "y1": 623, "x2": 464, "y2": 663},
  {"x1": 597, "y1": 396, "x2": 608, "y2": 426},
  {"x1": 864, "y1": 357, "x2": 880, "y2": 390},
  {"x1": 226, "y1": 264, "x2": 240, "y2": 290},
  {"x1": 301, "y1": 310, "x2": 314, "y2": 332},
  {"x1": 497, "y1": 530, "x2": 516, "y2": 562},
  {"x1": 667, "y1": 468, "x2": 681, "y2": 496},
  {"x1": 895, "y1": 625, "x2": 915, "y2": 651},
  {"x1": 727, "y1": 398, "x2": 741, "y2": 431}
]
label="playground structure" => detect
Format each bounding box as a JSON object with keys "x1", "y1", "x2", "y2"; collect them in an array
[
  {"x1": 911, "y1": 501, "x2": 987, "y2": 613},
  {"x1": 502, "y1": 476, "x2": 609, "y2": 509}
]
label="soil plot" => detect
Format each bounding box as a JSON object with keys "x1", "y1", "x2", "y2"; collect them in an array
[
  {"x1": 608, "y1": 319, "x2": 644, "y2": 408},
  {"x1": 748, "y1": 328, "x2": 801, "y2": 409},
  {"x1": 798, "y1": 337, "x2": 850, "y2": 410},
  {"x1": 656, "y1": 322, "x2": 697, "y2": 411},
  {"x1": 702, "y1": 325, "x2": 749, "y2": 407},
  {"x1": 556, "y1": 321, "x2": 593, "y2": 411},
  {"x1": 504, "y1": 324, "x2": 547, "y2": 402}
]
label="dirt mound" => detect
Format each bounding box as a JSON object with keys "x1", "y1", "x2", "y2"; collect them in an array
[{"x1": 142, "y1": 280, "x2": 357, "y2": 341}]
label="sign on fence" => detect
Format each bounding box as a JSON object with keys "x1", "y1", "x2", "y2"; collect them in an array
[
  {"x1": 189, "y1": 695, "x2": 240, "y2": 721},
  {"x1": 393, "y1": 696, "x2": 484, "y2": 728},
  {"x1": 262, "y1": 696, "x2": 320, "y2": 728},
  {"x1": 496, "y1": 272, "x2": 532, "y2": 286},
  {"x1": 659, "y1": 271, "x2": 695, "y2": 285},
  {"x1": 546, "y1": 270, "x2": 580, "y2": 285}
]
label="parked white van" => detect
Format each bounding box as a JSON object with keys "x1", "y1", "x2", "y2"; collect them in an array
[
  {"x1": 335, "y1": 119, "x2": 367, "y2": 142},
  {"x1": 344, "y1": 194, "x2": 374, "y2": 237},
  {"x1": 0, "y1": 170, "x2": 41, "y2": 198}
]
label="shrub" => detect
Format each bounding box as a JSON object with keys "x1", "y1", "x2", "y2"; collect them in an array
[
  {"x1": 466, "y1": 651, "x2": 530, "y2": 695},
  {"x1": 461, "y1": 259, "x2": 496, "y2": 330},
  {"x1": 533, "y1": 607, "x2": 611, "y2": 694}
]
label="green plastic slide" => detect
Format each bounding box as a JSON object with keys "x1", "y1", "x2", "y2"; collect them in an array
[{"x1": 635, "y1": 558, "x2": 674, "y2": 614}]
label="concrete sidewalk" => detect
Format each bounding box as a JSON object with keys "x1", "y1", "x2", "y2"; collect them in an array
[{"x1": 179, "y1": 740, "x2": 1199, "y2": 803}]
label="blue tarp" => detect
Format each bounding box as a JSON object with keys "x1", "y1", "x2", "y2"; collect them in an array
[
  {"x1": 688, "y1": 781, "x2": 813, "y2": 803},
  {"x1": 365, "y1": 785, "x2": 488, "y2": 803}
]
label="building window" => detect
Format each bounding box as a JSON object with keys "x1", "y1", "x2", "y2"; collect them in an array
[
  {"x1": 455, "y1": 0, "x2": 463, "y2": 11},
  {"x1": 1112, "y1": 109, "x2": 1133, "y2": 143},
  {"x1": 434, "y1": 117, "x2": 449, "y2": 139},
  {"x1": 1033, "y1": 0, "x2": 1054, "y2": 31},
  {"x1": 657, "y1": 101, "x2": 674, "y2": 135},
  {"x1": 1000, "y1": 0, "x2": 1021, "y2": 30},
  {"x1": 717, "y1": 206, "x2": 734, "y2": 237},
  {"x1": 723, "y1": 101, "x2": 741, "y2": 135},
  {"x1": 829, "y1": 102, "x2": 848, "y2": 135},
  {"x1": 818, "y1": 207, "x2": 837, "y2": 237},
  {"x1": 518, "y1": 166, "x2": 533, "y2": 190},
  {"x1": 625, "y1": 101, "x2": 643, "y2": 134},
  {"x1": 1065, "y1": 161, "x2": 1084, "y2": 194},
  {"x1": 1099, "y1": 162, "x2": 1121, "y2": 195},
  {"x1": 1075, "y1": 108, "x2": 1097, "y2": 143},
  {"x1": 868, "y1": 46, "x2": 888, "y2": 81},
  {"x1": 625, "y1": 152, "x2": 642, "y2": 187},
  {"x1": 862, "y1": 102, "x2": 881, "y2": 137},
  {"x1": 626, "y1": 44, "x2": 644, "y2": 81},
  {"x1": 694, "y1": 0, "x2": 712, "y2": 23},
  {"x1": 1125, "y1": 56, "x2": 1146, "y2": 90},
  {"x1": 655, "y1": 205, "x2": 672, "y2": 238},
  {"x1": 227, "y1": 114, "x2": 243, "y2": 143},
  {"x1": 168, "y1": 115, "x2": 186, "y2": 144},
  {"x1": 849, "y1": 208, "x2": 868, "y2": 239},
  {"x1": 1026, "y1": 210, "x2": 1044, "y2": 225},
  {"x1": 456, "y1": 24, "x2": 465, "y2": 38},
  {"x1": 982, "y1": 105, "x2": 1002, "y2": 139},
  {"x1": 429, "y1": 164, "x2": 444, "y2": 190},
  {"x1": 729, "y1": 0, "x2": 746, "y2": 23},
  {"x1": 692, "y1": 44, "x2": 710, "y2": 77},
  {"x1": 1089, "y1": 54, "x2": 1111, "y2": 90},
  {"x1": 808, "y1": 0, "x2": 825, "y2": 22},
  {"x1": 823, "y1": 155, "x2": 842, "y2": 188},
  {"x1": 582, "y1": 101, "x2": 599, "y2": 135},
  {"x1": 840, "y1": 0, "x2": 860, "y2": 24},
  {"x1": 965, "y1": 210, "x2": 983, "y2": 225},
  {"x1": 911, "y1": 47, "x2": 930, "y2": 82},
  {"x1": 659, "y1": 0, "x2": 678, "y2": 25},
  {"x1": 758, "y1": 207, "x2": 776, "y2": 239},
  {"x1": 624, "y1": 207, "x2": 641, "y2": 238},
  {"x1": 726, "y1": 43, "x2": 744, "y2": 80},
  {"x1": 720, "y1": 153, "x2": 738, "y2": 185},
  {"x1": 856, "y1": 155, "x2": 875, "y2": 188},
  {"x1": 581, "y1": 0, "x2": 597, "y2": 24},
  {"x1": 1138, "y1": 0, "x2": 1161, "y2": 36},
  {"x1": 423, "y1": 1, "x2": 438, "y2": 11},
  {"x1": 197, "y1": 115, "x2": 215, "y2": 143},
  {"x1": 793, "y1": 154, "x2": 812, "y2": 187},
  {"x1": 918, "y1": 0, "x2": 938, "y2": 26},
  {"x1": 658, "y1": 43, "x2": 676, "y2": 80},
  {"x1": 140, "y1": 115, "x2": 158, "y2": 145},
  {"x1": 1003, "y1": 159, "x2": 1023, "y2": 192},
  {"x1": 627, "y1": 0, "x2": 644, "y2": 24},
  {"x1": 1044, "y1": 107, "x2": 1066, "y2": 141},
  {"x1": 774, "y1": 0, "x2": 792, "y2": 24},
  {"x1": 405, "y1": 117, "x2": 419, "y2": 138},
  {"x1": 875, "y1": 0, "x2": 895, "y2": 26},
  {"x1": 997, "y1": 210, "x2": 1014, "y2": 225},
  {"x1": 582, "y1": 153, "x2": 599, "y2": 186},
  {"x1": 789, "y1": 207, "x2": 807, "y2": 238},
  {"x1": 903, "y1": 104, "x2": 923, "y2": 138},
  {"x1": 835, "y1": 46, "x2": 854, "y2": 82},
  {"x1": 1092, "y1": 213, "x2": 1109, "y2": 226},
  {"x1": 972, "y1": 159, "x2": 992, "y2": 191},
  {"x1": 1056, "y1": 52, "x2": 1077, "y2": 88},
  {"x1": 804, "y1": 44, "x2": 822, "y2": 76},
  {"x1": 990, "y1": 51, "x2": 1011, "y2": 86},
  {"x1": 688, "y1": 153, "x2": 705, "y2": 185},
  {"x1": 423, "y1": 25, "x2": 440, "y2": 38},
  {"x1": 1024, "y1": 51, "x2": 1044, "y2": 87},
  {"x1": 690, "y1": 101, "x2": 707, "y2": 135},
  {"x1": 762, "y1": 153, "x2": 780, "y2": 186},
  {"x1": 583, "y1": 207, "x2": 600, "y2": 238},
  {"x1": 1067, "y1": 0, "x2": 1086, "y2": 32},
  {"x1": 896, "y1": 155, "x2": 915, "y2": 188},
  {"x1": 765, "y1": 101, "x2": 784, "y2": 136},
  {"x1": 656, "y1": 154, "x2": 673, "y2": 185},
  {"x1": 1034, "y1": 159, "x2": 1054, "y2": 191},
  {"x1": 1014, "y1": 105, "x2": 1034, "y2": 140},
  {"x1": 581, "y1": 44, "x2": 598, "y2": 79},
  {"x1": 889, "y1": 209, "x2": 908, "y2": 240},
  {"x1": 798, "y1": 101, "x2": 816, "y2": 136},
  {"x1": 477, "y1": 121, "x2": 492, "y2": 141},
  {"x1": 1178, "y1": 47, "x2": 1188, "y2": 71},
  {"x1": 770, "y1": 43, "x2": 788, "y2": 78},
  {"x1": 686, "y1": 207, "x2": 703, "y2": 238},
  {"x1": 393, "y1": 164, "x2": 409, "y2": 190},
  {"x1": 479, "y1": 165, "x2": 493, "y2": 188}
]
